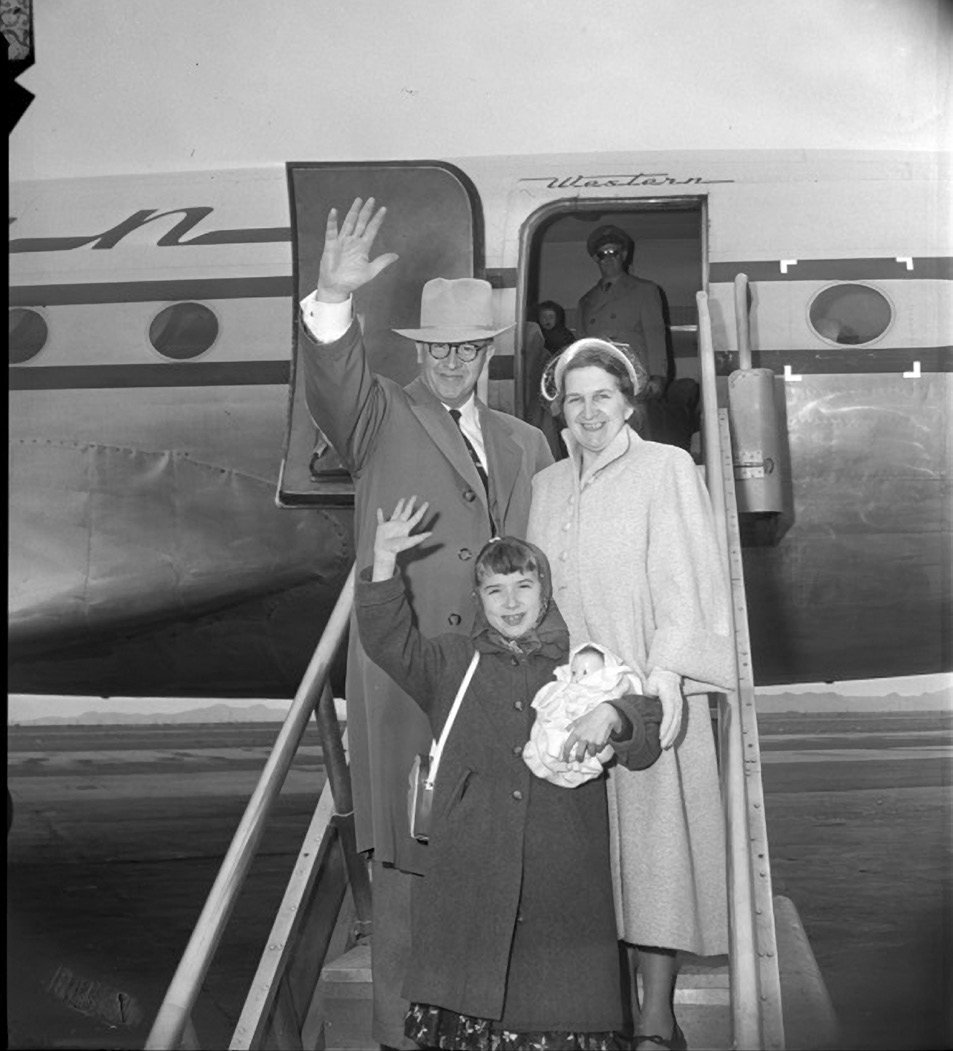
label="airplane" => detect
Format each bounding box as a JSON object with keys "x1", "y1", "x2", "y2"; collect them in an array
[{"x1": 8, "y1": 147, "x2": 952, "y2": 701}]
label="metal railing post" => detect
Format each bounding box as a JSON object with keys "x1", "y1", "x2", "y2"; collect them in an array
[
  {"x1": 697, "y1": 291, "x2": 764, "y2": 1049},
  {"x1": 734, "y1": 273, "x2": 752, "y2": 371},
  {"x1": 145, "y1": 566, "x2": 356, "y2": 1050},
  {"x1": 314, "y1": 680, "x2": 373, "y2": 932}
]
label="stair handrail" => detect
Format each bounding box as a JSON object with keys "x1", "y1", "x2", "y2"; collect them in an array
[
  {"x1": 145, "y1": 564, "x2": 357, "y2": 1051},
  {"x1": 696, "y1": 291, "x2": 764, "y2": 1049}
]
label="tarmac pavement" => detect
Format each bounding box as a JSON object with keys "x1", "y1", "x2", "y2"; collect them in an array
[{"x1": 6, "y1": 711, "x2": 951, "y2": 1050}]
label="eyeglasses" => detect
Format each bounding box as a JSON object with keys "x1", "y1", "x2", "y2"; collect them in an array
[
  {"x1": 595, "y1": 246, "x2": 623, "y2": 260},
  {"x1": 424, "y1": 341, "x2": 489, "y2": 363}
]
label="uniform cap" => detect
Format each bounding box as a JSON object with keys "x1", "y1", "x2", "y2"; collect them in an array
[{"x1": 587, "y1": 224, "x2": 633, "y2": 257}]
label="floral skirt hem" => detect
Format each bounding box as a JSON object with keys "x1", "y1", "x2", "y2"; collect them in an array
[{"x1": 405, "y1": 1001, "x2": 625, "y2": 1050}]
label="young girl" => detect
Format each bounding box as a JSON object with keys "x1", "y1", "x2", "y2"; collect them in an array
[{"x1": 355, "y1": 497, "x2": 661, "y2": 1051}]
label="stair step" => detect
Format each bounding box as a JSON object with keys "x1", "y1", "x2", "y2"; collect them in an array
[
  {"x1": 320, "y1": 941, "x2": 372, "y2": 984},
  {"x1": 316, "y1": 944, "x2": 733, "y2": 1051},
  {"x1": 316, "y1": 943, "x2": 374, "y2": 1050}
]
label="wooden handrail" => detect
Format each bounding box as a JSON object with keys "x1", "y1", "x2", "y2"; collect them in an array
[
  {"x1": 145, "y1": 565, "x2": 357, "y2": 1051},
  {"x1": 696, "y1": 292, "x2": 764, "y2": 1048}
]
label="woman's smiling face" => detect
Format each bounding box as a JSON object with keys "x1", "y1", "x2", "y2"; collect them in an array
[{"x1": 562, "y1": 365, "x2": 633, "y2": 459}]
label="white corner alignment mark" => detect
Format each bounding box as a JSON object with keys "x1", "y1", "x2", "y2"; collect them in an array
[
  {"x1": 783, "y1": 364, "x2": 802, "y2": 382},
  {"x1": 896, "y1": 256, "x2": 914, "y2": 271},
  {"x1": 903, "y1": 360, "x2": 921, "y2": 379},
  {"x1": 779, "y1": 259, "x2": 798, "y2": 274}
]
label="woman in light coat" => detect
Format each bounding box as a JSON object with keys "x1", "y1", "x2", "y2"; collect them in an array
[{"x1": 527, "y1": 339, "x2": 735, "y2": 1051}]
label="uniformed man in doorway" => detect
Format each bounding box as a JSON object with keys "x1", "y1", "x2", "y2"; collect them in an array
[
  {"x1": 577, "y1": 224, "x2": 702, "y2": 450},
  {"x1": 577, "y1": 223, "x2": 671, "y2": 398}
]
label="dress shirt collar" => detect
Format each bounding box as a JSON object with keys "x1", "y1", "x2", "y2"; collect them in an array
[{"x1": 442, "y1": 393, "x2": 480, "y2": 430}]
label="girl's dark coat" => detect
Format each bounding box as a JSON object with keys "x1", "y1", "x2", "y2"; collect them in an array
[{"x1": 356, "y1": 566, "x2": 659, "y2": 1031}]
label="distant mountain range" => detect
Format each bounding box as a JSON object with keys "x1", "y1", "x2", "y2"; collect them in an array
[
  {"x1": 12, "y1": 703, "x2": 291, "y2": 726},
  {"x1": 9, "y1": 690, "x2": 951, "y2": 727},
  {"x1": 752, "y1": 689, "x2": 951, "y2": 714}
]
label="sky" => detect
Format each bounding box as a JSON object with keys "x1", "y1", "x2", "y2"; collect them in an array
[{"x1": 10, "y1": 0, "x2": 952, "y2": 182}]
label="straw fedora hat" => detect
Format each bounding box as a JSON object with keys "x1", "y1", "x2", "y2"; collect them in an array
[{"x1": 393, "y1": 278, "x2": 514, "y2": 343}]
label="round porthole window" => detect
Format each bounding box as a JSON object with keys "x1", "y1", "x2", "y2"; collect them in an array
[
  {"x1": 809, "y1": 283, "x2": 892, "y2": 346},
  {"x1": 9, "y1": 307, "x2": 49, "y2": 363},
  {"x1": 149, "y1": 302, "x2": 219, "y2": 360}
]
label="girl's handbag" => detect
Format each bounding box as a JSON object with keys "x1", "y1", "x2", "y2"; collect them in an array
[{"x1": 407, "y1": 651, "x2": 480, "y2": 843}]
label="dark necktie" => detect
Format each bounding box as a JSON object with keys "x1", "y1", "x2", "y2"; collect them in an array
[{"x1": 449, "y1": 409, "x2": 495, "y2": 532}]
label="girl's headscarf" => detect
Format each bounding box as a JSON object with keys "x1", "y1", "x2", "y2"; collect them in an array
[{"x1": 470, "y1": 536, "x2": 568, "y2": 657}]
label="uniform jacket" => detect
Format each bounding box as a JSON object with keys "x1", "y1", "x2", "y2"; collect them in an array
[
  {"x1": 300, "y1": 319, "x2": 553, "y2": 872},
  {"x1": 577, "y1": 271, "x2": 670, "y2": 382},
  {"x1": 528, "y1": 425, "x2": 734, "y2": 954},
  {"x1": 355, "y1": 558, "x2": 657, "y2": 1029}
]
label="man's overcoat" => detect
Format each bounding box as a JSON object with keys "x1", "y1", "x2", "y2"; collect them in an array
[
  {"x1": 301, "y1": 319, "x2": 553, "y2": 872},
  {"x1": 577, "y1": 271, "x2": 669, "y2": 381},
  {"x1": 528, "y1": 426, "x2": 735, "y2": 955}
]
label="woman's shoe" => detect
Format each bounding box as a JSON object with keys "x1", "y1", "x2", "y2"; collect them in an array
[{"x1": 635, "y1": 1019, "x2": 687, "y2": 1051}]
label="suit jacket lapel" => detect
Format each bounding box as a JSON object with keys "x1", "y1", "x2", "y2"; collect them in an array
[
  {"x1": 589, "y1": 281, "x2": 617, "y2": 319},
  {"x1": 605, "y1": 274, "x2": 634, "y2": 308},
  {"x1": 478, "y1": 400, "x2": 522, "y2": 531},
  {"x1": 405, "y1": 378, "x2": 489, "y2": 505}
]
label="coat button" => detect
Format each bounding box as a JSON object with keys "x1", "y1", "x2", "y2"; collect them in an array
[
  {"x1": 511, "y1": 657, "x2": 519, "y2": 667},
  {"x1": 610, "y1": 313, "x2": 617, "y2": 319},
  {"x1": 560, "y1": 552, "x2": 568, "y2": 561},
  {"x1": 512, "y1": 790, "x2": 523, "y2": 800},
  {"x1": 463, "y1": 488, "x2": 476, "y2": 502},
  {"x1": 458, "y1": 548, "x2": 472, "y2": 561},
  {"x1": 514, "y1": 701, "x2": 524, "y2": 711},
  {"x1": 448, "y1": 613, "x2": 461, "y2": 626},
  {"x1": 513, "y1": 745, "x2": 522, "y2": 755},
  {"x1": 516, "y1": 912, "x2": 525, "y2": 923}
]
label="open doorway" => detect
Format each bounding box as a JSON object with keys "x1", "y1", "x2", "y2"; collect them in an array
[{"x1": 519, "y1": 198, "x2": 705, "y2": 457}]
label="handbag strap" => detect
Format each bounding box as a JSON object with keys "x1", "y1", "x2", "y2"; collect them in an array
[{"x1": 426, "y1": 651, "x2": 480, "y2": 787}]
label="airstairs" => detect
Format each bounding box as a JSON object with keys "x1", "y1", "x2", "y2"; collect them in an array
[{"x1": 145, "y1": 286, "x2": 837, "y2": 1051}]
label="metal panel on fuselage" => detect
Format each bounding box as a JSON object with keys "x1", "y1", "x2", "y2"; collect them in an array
[{"x1": 744, "y1": 371, "x2": 951, "y2": 683}]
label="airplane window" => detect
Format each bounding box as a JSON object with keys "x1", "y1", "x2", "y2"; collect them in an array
[
  {"x1": 809, "y1": 284, "x2": 892, "y2": 346},
  {"x1": 9, "y1": 308, "x2": 49, "y2": 363},
  {"x1": 149, "y1": 302, "x2": 219, "y2": 360}
]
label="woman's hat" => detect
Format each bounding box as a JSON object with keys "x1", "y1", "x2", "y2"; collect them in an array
[
  {"x1": 586, "y1": 224, "x2": 633, "y2": 258},
  {"x1": 393, "y1": 278, "x2": 514, "y2": 343},
  {"x1": 549, "y1": 337, "x2": 644, "y2": 398}
]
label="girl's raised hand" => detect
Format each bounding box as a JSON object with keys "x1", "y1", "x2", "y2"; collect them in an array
[{"x1": 371, "y1": 497, "x2": 432, "y2": 580}]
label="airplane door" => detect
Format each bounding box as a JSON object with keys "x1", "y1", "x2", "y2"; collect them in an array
[{"x1": 278, "y1": 162, "x2": 483, "y2": 506}]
